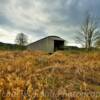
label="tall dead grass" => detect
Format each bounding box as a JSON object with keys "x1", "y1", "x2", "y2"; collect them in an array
[{"x1": 0, "y1": 50, "x2": 100, "y2": 100}]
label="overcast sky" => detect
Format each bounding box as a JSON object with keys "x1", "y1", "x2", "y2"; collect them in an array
[{"x1": 0, "y1": 0, "x2": 100, "y2": 46}]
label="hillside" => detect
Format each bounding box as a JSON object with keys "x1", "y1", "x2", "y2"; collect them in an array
[
  {"x1": 0, "y1": 42, "x2": 26, "y2": 50},
  {"x1": 0, "y1": 51, "x2": 100, "y2": 100}
]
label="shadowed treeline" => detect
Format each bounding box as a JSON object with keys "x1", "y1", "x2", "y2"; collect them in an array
[{"x1": 0, "y1": 42, "x2": 26, "y2": 50}]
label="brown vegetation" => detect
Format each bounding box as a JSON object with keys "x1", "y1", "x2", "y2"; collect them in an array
[{"x1": 0, "y1": 50, "x2": 100, "y2": 100}]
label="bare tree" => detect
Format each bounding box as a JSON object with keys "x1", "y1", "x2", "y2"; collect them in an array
[
  {"x1": 76, "y1": 14, "x2": 100, "y2": 49},
  {"x1": 15, "y1": 33, "x2": 28, "y2": 46}
]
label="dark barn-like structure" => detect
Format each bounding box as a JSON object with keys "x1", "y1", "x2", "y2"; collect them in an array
[{"x1": 27, "y1": 36, "x2": 65, "y2": 53}]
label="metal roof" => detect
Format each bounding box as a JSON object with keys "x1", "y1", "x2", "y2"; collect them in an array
[
  {"x1": 47, "y1": 36, "x2": 64, "y2": 41},
  {"x1": 27, "y1": 36, "x2": 65, "y2": 46}
]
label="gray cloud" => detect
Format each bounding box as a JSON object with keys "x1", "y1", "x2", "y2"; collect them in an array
[{"x1": 0, "y1": 0, "x2": 100, "y2": 45}]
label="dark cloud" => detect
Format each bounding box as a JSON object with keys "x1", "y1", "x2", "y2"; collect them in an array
[
  {"x1": 0, "y1": 0, "x2": 100, "y2": 44},
  {"x1": 0, "y1": 15, "x2": 13, "y2": 27}
]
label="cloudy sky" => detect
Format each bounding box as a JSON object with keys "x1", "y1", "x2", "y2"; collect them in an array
[{"x1": 0, "y1": 0, "x2": 100, "y2": 46}]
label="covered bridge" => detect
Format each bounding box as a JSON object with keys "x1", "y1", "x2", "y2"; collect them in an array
[{"x1": 27, "y1": 36, "x2": 65, "y2": 53}]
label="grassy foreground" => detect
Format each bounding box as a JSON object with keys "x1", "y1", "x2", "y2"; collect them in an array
[{"x1": 0, "y1": 50, "x2": 100, "y2": 100}]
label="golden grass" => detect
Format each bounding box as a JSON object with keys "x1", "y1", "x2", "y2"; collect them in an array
[{"x1": 0, "y1": 50, "x2": 100, "y2": 100}]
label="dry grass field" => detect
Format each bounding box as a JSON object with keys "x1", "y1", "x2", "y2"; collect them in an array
[{"x1": 0, "y1": 50, "x2": 100, "y2": 100}]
